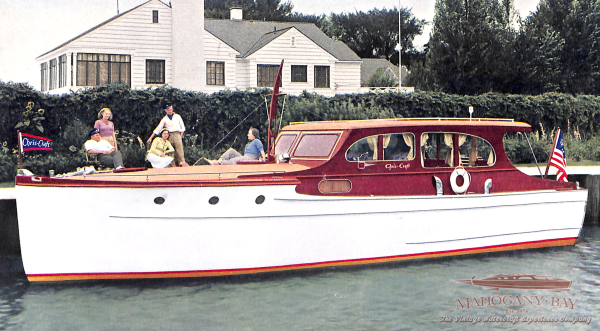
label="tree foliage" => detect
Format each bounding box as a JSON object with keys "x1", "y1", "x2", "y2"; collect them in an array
[
  {"x1": 205, "y1": 0, "x2": 293, "y2": 21},
  {"x1": 409, "y1": 0, "x2": 600, "y2": 96},
  {"x1": 327, "y1": 7, "x2": 426, "y2": 66}
]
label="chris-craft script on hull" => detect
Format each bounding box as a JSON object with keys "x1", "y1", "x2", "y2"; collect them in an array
[{"x1": 385, "y1": 163, "x2": 410, "y2": 170}]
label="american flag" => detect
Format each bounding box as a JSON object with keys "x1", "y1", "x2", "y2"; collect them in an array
[{"x1": 550, "y1": 129, "x2": 568, "y2": 182}]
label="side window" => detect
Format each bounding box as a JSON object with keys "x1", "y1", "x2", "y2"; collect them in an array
[
  {"x1": 346, "y1": 134, "x2": 415, "y2": 162},
  {"x1": 292, "y1": 133, "x2": 339, "y2": 158},
  {"x1": 421, "y1": 132, "x2": 495, "y2": 168},
  {"x1": 383, "y1": 133, "x2": 415, "y2": 160},
  {"x1": 346, "y1": 136, "x2": 374, "y2": 161},
  {"x1": 274, "y1": 134, "x2": 297, "y2": 155},
  {"x1": 458, "y1": 134, "x2": 495, "y2": 167},
  {"x1": 421, "y1": 133, "x2": 452, "y2": 168}
]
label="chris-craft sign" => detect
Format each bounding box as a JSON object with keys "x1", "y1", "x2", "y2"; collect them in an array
[{"x1": 20, "y1": 132, "x2": 52, "y2": 152}]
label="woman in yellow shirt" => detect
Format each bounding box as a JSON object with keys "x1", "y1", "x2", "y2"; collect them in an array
[{"x1": 147, "y1": 129, "x2": 175, "y2": 168}]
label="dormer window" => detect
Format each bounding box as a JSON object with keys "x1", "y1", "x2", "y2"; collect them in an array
[{"x1": 152, "y1": 10, "x2": 158, "y2": 23}]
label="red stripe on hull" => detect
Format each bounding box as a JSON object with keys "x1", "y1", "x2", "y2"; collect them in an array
[{"x1": 27, "y1": 237, "x2": 578, "y2": 282}]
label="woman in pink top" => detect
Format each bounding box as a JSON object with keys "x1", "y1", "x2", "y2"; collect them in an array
[{"x1": 94, "y1": 108, "x2": 118, "y2": 150}]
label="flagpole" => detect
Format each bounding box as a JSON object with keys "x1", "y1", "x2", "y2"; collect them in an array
[
  {"x1": 399, "y1": 0, "x2": 401, "y2": 87},
  {"x1": 544, "y1": 128, "x2": 560, "y2": 179},
  {"x1": 17, "y1": 130, "x2": 23, "y2": 169}
]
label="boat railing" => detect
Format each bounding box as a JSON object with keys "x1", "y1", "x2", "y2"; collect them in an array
[{"x1": 289, "y1": 117, "x2": 515, "y2": 125}]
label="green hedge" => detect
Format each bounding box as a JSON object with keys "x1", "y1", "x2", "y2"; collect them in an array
[{"x1": 2, "y1": 81, "x2": 600, "y2": 178}]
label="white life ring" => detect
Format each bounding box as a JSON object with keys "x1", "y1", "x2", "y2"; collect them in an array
[{"x1": 450, "y1": 166, "x2": 471, "y2": 194}]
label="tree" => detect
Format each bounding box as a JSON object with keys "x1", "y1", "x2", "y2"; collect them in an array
[
  {"x1": 326, "y1": 7, "x2": 426, "y2": 66},
  {"x1": 423, "y1": 0, "x2": 519, "y2": 94},
  {"x1": 205, "y1": 0, "x2": 293, "y2": 21}
]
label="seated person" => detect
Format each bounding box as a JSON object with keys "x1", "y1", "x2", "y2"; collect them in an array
[
  {"x1": 85, "y1": 129, "x2": 124, "y2": 169},
  {"x1": 205, "y1": 127, "x2": 266, "y2": 165},
  {"x1": 147, "y1": 129, "x2": 175, "y2": 169}
]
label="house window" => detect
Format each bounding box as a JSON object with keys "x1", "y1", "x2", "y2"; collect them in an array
[
  {"x1": 40, "y1": 62, "x2": 48, "y2": 92},
  {"x1": 146, "y1": 59, "x2": 165, "y2": 84},
  {"x1": 257, "y1": 64, "x2": 282, "y2": 87},
  {"x1": 59, "y1": 54, "x2": 67, "y2": 88},
  {"x1": 291, "y1": 65, "x2": 307, "y2": 83},
  {"x1": 76, "y1": 53, "x2": 131, "y2": 86},
  {"x1": 49, "y1": 58, "x2": 58, "y2": 90},
  {"x1": 314, "y1": 65, "x2": 330, "y2": 88},
  {"x1": 206, "y1": 61, "x2": 225, "y2": 85},
  {"x1": 152, "y1": 10, "x2": 158, "y2": 23}
]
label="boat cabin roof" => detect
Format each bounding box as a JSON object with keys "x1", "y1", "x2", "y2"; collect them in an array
[{"x1": 282, "y1": 118, "x2": 531, "y2": 132}]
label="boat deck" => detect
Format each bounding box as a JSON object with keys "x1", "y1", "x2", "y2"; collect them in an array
[{"x1": 15, "y1": 163, "x2": 309, "y2": 187}]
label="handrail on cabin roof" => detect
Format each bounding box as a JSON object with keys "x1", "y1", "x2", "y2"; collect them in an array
[{"x1": 288, "y1": 118, "x2": 515, "y2": 125}]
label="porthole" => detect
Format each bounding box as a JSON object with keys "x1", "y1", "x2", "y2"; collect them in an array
[
  {"x1": 255, "y1": 195, "x2": 265, "y2": 204},
  {"x1": 154, "y1": 197, "x2": 165, "y2": 205},
  {"x1": 209, "y1": 196, "x2": 219, "y2": 205}
]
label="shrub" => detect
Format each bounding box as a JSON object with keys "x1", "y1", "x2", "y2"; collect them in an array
[{"x1": 366, "y1": 68, "x2": 399, "y2": 87}]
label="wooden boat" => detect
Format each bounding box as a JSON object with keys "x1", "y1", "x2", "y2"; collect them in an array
[
  {"x1": 15, "y1": 63, "x2": 587, "y2": 282},
  {"x1": 453, "y1": 272, "x2": 572, "y2": 291}
]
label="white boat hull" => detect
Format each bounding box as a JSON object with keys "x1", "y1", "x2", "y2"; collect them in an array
[{"x1": 16, "y1": 185, "x2": 587, "y2": 281}]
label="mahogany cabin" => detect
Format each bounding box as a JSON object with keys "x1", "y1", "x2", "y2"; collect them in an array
[{"x1": 271, "y1": 118, "x2": 577, "y2": 196}]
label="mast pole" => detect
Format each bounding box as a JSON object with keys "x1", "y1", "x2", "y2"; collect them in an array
[
  {"x1": 17, "y1": 131, "x2": 22, "y2": 169},
  {"x1": 266, "y1": 60, "x2": 284, "y2": 162}
]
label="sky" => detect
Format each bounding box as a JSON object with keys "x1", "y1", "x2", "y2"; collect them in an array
[{"x1": 0, "y1": 0, "x2": 541, "y2": 90}]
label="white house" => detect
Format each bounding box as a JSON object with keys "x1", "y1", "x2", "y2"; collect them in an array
[{"x1": 37, "y1": 0, "x2": 362, "y2": 96}]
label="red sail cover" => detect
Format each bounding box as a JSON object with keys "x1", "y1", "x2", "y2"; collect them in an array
[
  {"x1": 267, "y1": 60, "x2": 284, "y2": 158},
  {"x1": 20, "y1": 132, "x2": 52, "y2": 152}
]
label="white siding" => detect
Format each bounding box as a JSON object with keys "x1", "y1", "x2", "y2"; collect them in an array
[
  {"x1": 235, "y1": 58, "x2": 251, "y2": 90},
  {"x1": 171, "y1": 0, "x2": 204, "y2": 91},
  {"x1": 244, "y1": 29, "x2": 361, "y2": 96},
  {"x1": 333, "y1": 61, "x2": 362, "y2": 94},
  {"x1": 39, "y1": 0, "x2": 172, "y2": 93},
  {"x1": 203, "y1": 32, "x2": 238, "y2": 93}
]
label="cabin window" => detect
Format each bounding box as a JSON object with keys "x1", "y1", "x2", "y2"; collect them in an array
[
  {"x1": 314, "y1": 66, "x2": 330, "y2": 88},
  {"x1": 40, "y1": 62, "x2": 48, "y2": 92},
  {"x1": 291, "y1": 65, "x2": 307, "y2": 83},
  {"x1": 293, "y1": 133, "x2": 339, "y2": 158},
  {"x1": 421, "y1": 132, "x2": 495, "y2": 168},
  {"x1": 257, "y1": 64, "x2": 282, "y2": 87},
  {"x1": 206, "y1": 61, "x2": 225, "y2": 86},
  {"x1": 77, "y1": 53, "x2": 130, "y2": 87},
  {"x1": 49, "y1": 58, "x2": 58, "y2": 90},
  {"x1": 146, "y1": 60, "x2": 165, "y2": 84},
  {"x1": 458, "y1": 134, "x2": 495, "y2": 167},
  {"x1": 152, "y1": 10, "x2": 159, "y2": 23},
  {"x1": 346, "y1": 134, "x2": 415, "y2": 162},
  {"x1": 275, "y1": 134, "x2": 297, "y2": 155},
  {"x1": 58, "y1": 54, "x2": 67, "y2": 88}
]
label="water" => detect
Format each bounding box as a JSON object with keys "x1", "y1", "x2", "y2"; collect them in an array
[{"x1": 1, "y1": 226, "x2": 599, "y2": 330}]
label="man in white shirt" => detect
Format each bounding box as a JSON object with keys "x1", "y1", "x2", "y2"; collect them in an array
[
  {"x1": 147, "y1": 105, "x2": 187, "y2": 166},
  {"x1": 85, "y1": 129, "x2": 124, "y2": 169}
]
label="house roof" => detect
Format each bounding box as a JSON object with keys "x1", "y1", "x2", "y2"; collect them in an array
[
  {"x1": 360, "y1": 58, "x2": 402, "y2": 86},
  {"x1": 204, "y1": 19, "x2": 361, "y2": 61},
  {"x1": 37, "y1": 0, "x2": 169, "y2": 59},
  {"x1": 38, "y1": 1, "x2": 361, "y2": 63}
]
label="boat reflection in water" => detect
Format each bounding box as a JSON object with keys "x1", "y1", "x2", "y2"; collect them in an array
[{"x1": 15, "y1": 62, "x2": 588, "y2": 282}]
